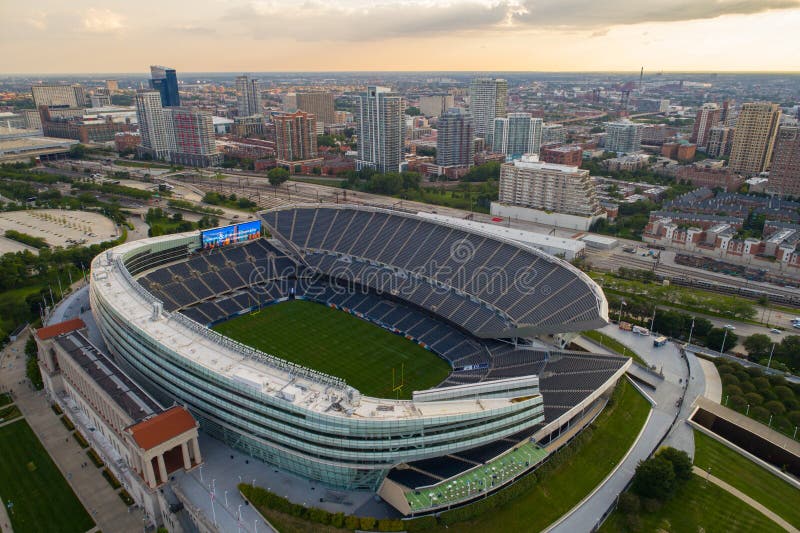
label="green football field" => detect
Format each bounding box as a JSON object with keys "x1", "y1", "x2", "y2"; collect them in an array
[{"x1": 213, "y1": 299, "x2": 452, "y2": 399}]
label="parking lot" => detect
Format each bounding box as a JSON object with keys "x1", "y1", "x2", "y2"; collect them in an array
[{"x1": 0, "y1": 209, "x2": 118, "y2": 249}]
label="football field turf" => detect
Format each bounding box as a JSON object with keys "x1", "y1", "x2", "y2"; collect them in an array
[{"x1": 212, "y1": 299, "x2": 452, "y2": 399}]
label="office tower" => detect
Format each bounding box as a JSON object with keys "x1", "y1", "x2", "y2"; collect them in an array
[
  {"x1": 296, "y1": 92, "x2": 335, "y2": 126},
  {"x1": 706, "y1": 126, "x2": 734, "y2": 159},
  {"x1": 149, "y1": 66, "x2": 181, "y2": 107},
  {"x1": 605, "y1": 121, "x2": 644, "y2": 153},
  {"x1": 728, "y1": 102, "x2": 781, "y2": 175},
  {"x1": 90, "y1": 88, "x2": 112, "y2": 108},
  {"x1": 236, "y1": 75, "x2": 261, "y2": 117},
  {"x1": 356, "y1": 86, "x2": 404, "y2": 173},
  {"x1": 134, "y1": 90, "x2": 176, "y2": 160},
  {"x1": 492, "y1": 113, "x2": 543, "y2": 158},
  {"x1": 105, "y1": 80, "x2": 119, "y2": 93},
  {"x1": 541, "y1": 124, "x2": 567, "y2": 147},
  {"x1": 31, "y1": 84, "x2": 85, "y2": 109},
  {"x1": 691, "y1": 103, "x2": 722, "y2": 148},
  {"x1": 166, "y1": 107, "x2": 221, "y2": 167},
  {"x1": 469, "y1": 78, "x2": 507, "y2": 144},
  {"x1": 768, "y1": 126, "x2": 800, "y2": 197},
  {"x1": 436, "y1": 108, "x2": 474, "y2": 167},
  {"x1": 494, "y1": 156, "x2": 603, "y2": 230},
  {"x1": 419, "y1": 94, "x2": 455, "y2": 118},
  {"x1": 274, "y1": 111, "x2": 318, "y2": 162}
]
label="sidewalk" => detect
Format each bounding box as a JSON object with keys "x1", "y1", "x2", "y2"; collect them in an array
[
  {"x1": 692, "y1": 466, "x2": 799, "y2": 533},
  {"x1": 0, "y1": 334, "x2": 143, "y2": 533}
]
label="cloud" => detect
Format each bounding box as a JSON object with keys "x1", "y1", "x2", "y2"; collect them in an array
[
  {"x1": 83, "y1": 8, "x2": 125, "y2": 33},
  {"x1": 223, "y1": 1, "x2": 510, "y2": 41},
  {"x1": 513, "y1": 0, "x2": 800, "y2": 28},
  {"x1": 26, "y1": 11, "x2": 48, "y2": 30}
]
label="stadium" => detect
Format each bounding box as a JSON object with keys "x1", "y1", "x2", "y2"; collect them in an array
[{"x1": 89, "y1": 204, "x2": 630, "y2": 514}]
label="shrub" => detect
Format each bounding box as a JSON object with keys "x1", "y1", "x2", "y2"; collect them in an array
[
  {"x1": 331, "y1": 512, "x2": 345, "y2": 528},
  {"x1": 744, "y1": 392, "x2": 763, "y2": 406},
  {"x1": 728, "y1": 395, "x2": 747, "y2": 410},
  {"x1": 789, "y1": 410, "x2": 800, "y2": 427},
  {"x1": 625, "y1": 512, "x2": 643, "y2": 531},
  {"x1": 61, "y1": 416, "x2": 75, "y2": 431},
  {"x1": 721, "y1": 374, "x2": 739, "y2": 387},
  {"x1": 764, "y1": 400, "x2": 786, "y2": 416},
  {"x1": 119, "y1": 489, "x2": 134, "y2": 506},
  {"x1": 716, "y1": 364, "x2": 734, "y2": 375},
  {"x1": 642, "y1": 497, "x2": 662, "y2": 513},
  {"x1": 752, "y1": 377, "x2": 771, "y2": 391},
  {"x1": 618, "y1": 492, "x2": 641, "y2": 514},
  {"x1": 740, "y1": 381, "x2": 756, "y2": 394},
  {"x1": 656, "y1": 447, "x2": 692, "y2": 481},
  {"x1": 726, "y1": 385, "x2": 743, "y2": 397},
  {"x1": 773, "y1": 385, "x2": 795, "y2": 402},
  {"x1": 750, "y1": 406, "x2": 770, "y2": 421},
  {"x1": 73, "y1": 432, "x2": 89, "y2": 449},
  {"x1": 360, "y1": 517, "x2": 376, "y2": 531},
  {"x1": 632, "y1": 456, "x2": 676, "y2": 500},
  {"x1": 102, "y1": 468, "x2": 121, "y2": 489},
  {"x1": 344, "y1": 515, "x2": 360, "y2": 529},
  {"x1": 51, "y1": 403, "x2": 63, "y2": 415},
  {"x1": 87, "y1": 449, "x2": 104, "y2": 468}
]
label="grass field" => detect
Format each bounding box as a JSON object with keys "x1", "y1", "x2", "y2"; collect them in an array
[
  {"x1": 213, "y1": 299, "x2": 452, "y2": 399},
  {"x1": 600, "y1": 475, "x2": 784, "y2": 533},
  {"x1": 693, "y1": 430, "x2": 800, "y2": 528},
  {"x1": 582, "y1": 330, "x2": 647, "y2": 366},
  {"x1": 0, "y1": 420, "x2": 94, "y2": 533},
  {"x1": 439, "y1": 378, "x2": 650, "y2": 532}
]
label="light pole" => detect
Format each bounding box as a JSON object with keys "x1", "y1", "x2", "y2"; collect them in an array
[
  {"x1": 224, "y1": 490, "x2": 228, "y2": 507},
  {"x1": 688, "y1": 318, "x2": 695, "y2": 346},
  {"x1": 617, "y1": 300, "x2": 626, "y2": 324},
  {"x1": 719, "y1": 328, "x2": 729, "y2": 356},
  {"x1": 767, "y1": 343, "x2": 776, "y2": 369}
]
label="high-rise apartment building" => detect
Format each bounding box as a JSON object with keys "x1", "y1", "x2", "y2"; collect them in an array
[
  {"x1": 31, "y1": 84, "x2": 86, "y2": 109},
  {"x1": 492, "y1": 113, "x2": 543, "y2": 159},
  {"x1": 541, "y1": 124, "x2": 567, "y2": 147},
  {"x1": 356, "y1": 86, "x2": 404, "y2": 173},
  {"x1": 274, "y1": 111, "x2": 318, "y2": 163},
  {"x1": 492, "y1": 155, "x2": 603, "y2": 230},
  {"x1": 768, "y1": 126, "x2": 800, "y2": 197},
  {"x1": 706, "y1": 126, "x2": 734, "y2": 159},
  {"x1": 134, "y1": 90, "x2": 176, "y2": 160},
  {"x1": 236, "y1": 75, "x2": 261, "y2": 117},
  {"x1": 296, "y1": 92, "x2": 335, "y2": 126},
  {"x1": 469, "y1": 78, "x2": 507, "y2": 144},
  {"x1": 419, "y1": 94, "x2": 455, "y2": 118},
  {"x1": 166, "y1": 107, "x2": 222, "y2": 167},
  {"x1": 691, "y1": 103, "x2": 722, "y2": 148},
  {"x1": 729, "y1": 102, "x2": 781, "y2": 175},
  {"x1": 149, "y1": 66, "x2": 180, "y2": 107},
  {"x1": 436, "y1": 108, "x2": 474, "y2": 168},
  {"x1": 605, "y1": 121, "x2": 643, "y2": 153}
]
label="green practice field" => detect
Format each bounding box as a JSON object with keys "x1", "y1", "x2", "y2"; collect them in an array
[
  {"x1": 0, "y1": 420, "x2": 94, "y2": 533},
  {"x1": 213, "y1": 299, "x2": 452, "y2": 399}
]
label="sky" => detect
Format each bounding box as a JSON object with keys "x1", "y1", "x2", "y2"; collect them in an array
[{"x1": 2, "y1": 0, "x2": 800, "y2": 74}]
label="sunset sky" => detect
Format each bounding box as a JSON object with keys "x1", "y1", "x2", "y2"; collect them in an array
[{"x1": 2, "y1": 0, "x2": 800, "y2": 74}]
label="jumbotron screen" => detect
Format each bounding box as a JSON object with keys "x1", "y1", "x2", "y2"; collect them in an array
[{"x1": 201, "y1": 220, "x2": 262, "y2": 249}]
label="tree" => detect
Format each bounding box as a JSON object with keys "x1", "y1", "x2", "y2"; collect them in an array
[
  {"x1": 743, "y1": 334, "x2": 773, "y2": 361},
  {"x1": 68, "y1": 144, "x2": 87, "y2": 159},
  {"x1": 268, "y1": 167, "x2": 290, "y2": 188},
  {"x1": 406, "y1": 106, "x2": 421, "y2": 116},
  {"x1": 656, "y1": 447, "x2": 692, "y2": 481},
  {"x1": 632, "y1": 456, "x2": 676, "y2": 500},
  {"x1": 706, "y1": 327, "x2": 738, "y2": 352}
]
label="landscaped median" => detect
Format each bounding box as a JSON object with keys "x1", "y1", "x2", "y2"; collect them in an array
[{"x1": 239, "y1": 378, "x2": 651, "y2": 532}]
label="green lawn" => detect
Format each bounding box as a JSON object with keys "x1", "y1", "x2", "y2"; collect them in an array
[
  {"x1": 0, "y1": 420, "x2": 94, "y2": 533},
  {"x1": 583, "y1": 329, "x2": 647, "y2": 367},
  {"x1": 437, "y1": 378, "x2": 650, "y2": 532},
  {"x1": 693, "y1": 430, "x2": 800, "y2": 528},
  {"x1": 600, "y1": 475, "x2": 784, "y2": 533},
  {"x1": 213, "y1": 299, "x2": 452, "y2": 399}
]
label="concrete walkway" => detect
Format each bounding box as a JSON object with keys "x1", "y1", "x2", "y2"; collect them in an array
[
  {"x1": 692, "y1": 466, "x2": 799, "y2": 533},
  {"x1": 697, "y1": 358, "x2": 722, "y2": 403},
  {"x1": 0, "y1": 334, "x2": 144, "y2": 533}
]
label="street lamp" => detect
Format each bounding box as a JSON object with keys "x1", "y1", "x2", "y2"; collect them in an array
[
  {"x1": 688, "y1": 318, "x2": 695, "y2": 346},
  {"x1": 719, "y1": 327, "x2": 729, "y2": 356},
  {"x1": 767, "y1": 343, "x2": 776, "y2": 369},
  {"x1": 617, "y1": 300, "x2": 627, "y2": 324}
]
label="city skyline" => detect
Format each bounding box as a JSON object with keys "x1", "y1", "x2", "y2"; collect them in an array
[{"x1": 2, "y1": 1, "x2": 800, "y2": 74}]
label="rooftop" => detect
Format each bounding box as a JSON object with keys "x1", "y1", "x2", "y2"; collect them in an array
[
  {"x1": 128, "y1": 406, "x2": 197, "y2": 451},
  {"x1": 36, "y1": 318, "x2": 86, "y2": 340}
]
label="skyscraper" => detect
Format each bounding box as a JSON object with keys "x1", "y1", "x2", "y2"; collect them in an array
[
  {"x1": 492, "y1": 113, "x2": 543, "y2": 159},
  {"x1": 419, "y1": 94, "x2": 455, "y2": 118},
  {"x1": 768, "y1": 126, "x2": 800, "y2": 197},
  {"x1": 729, "y1": 102, "x2": 781, "y2": 175},
  {"x1": 605, "y1": 121, "x2": 644, "y2": 154},
  {"x1": 236, "y1": 75, "x2": 261, "y2": 117},
  {"x1": 469, "y1": 78, "x2": 507, "y2": 144},
  {"x1": 149, "y1": 66, "x2": 180, "y2": 107},
  {"x1": 356, "y1": 86, "x2": 404, "y2": 173},
  {"x1": 296, "y1": 92, "x2": 335, "y2": 126},
  {"x1": 691, "y1": 103, "x2": 722, "y2": 148},
  {"x1": 274, "y1": 111, "x2": 318, "y2": 163},
  {"x1": 706, "y1": 126, "x2": 734, "y2": 159},
  {"x1": 134, "y1": 90, "x2": 176, "y2": 160},
  {"x1": 436, "y1": 108, "x2": 474, "y2": 168},
  {"x1": 166, "y1": 107, "x2": 222, "y2": 167}
]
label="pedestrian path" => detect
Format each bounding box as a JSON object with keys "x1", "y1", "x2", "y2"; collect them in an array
[{"x1": 692, "y1": 466, "x2": 799, "y2": 533}]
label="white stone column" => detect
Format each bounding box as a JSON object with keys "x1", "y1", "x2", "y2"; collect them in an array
[
  {"x1": 145, "y1": 455, "x2": 157, "y2": 488},
  {"x1": 157, "y1": 454, "x2": 168, "y2": 485},
  {"x1": 191, "y1": 437, "x2": 202, "y2": 464},
  {"x1": 181, "y1": 442, "x2": 191, "y2": 470}
]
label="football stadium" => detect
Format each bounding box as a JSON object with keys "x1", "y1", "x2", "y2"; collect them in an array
[{"x1": 89, "y1": 204, "x2": 630, "y2": 514}]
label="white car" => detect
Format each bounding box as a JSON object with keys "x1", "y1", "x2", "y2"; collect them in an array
[
  {"x1": 723, "y1": 324, "x2": 736, "y2": 330},
  {"x1": 770, "y1": 328, "x2": 781, "y2": 334}
]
